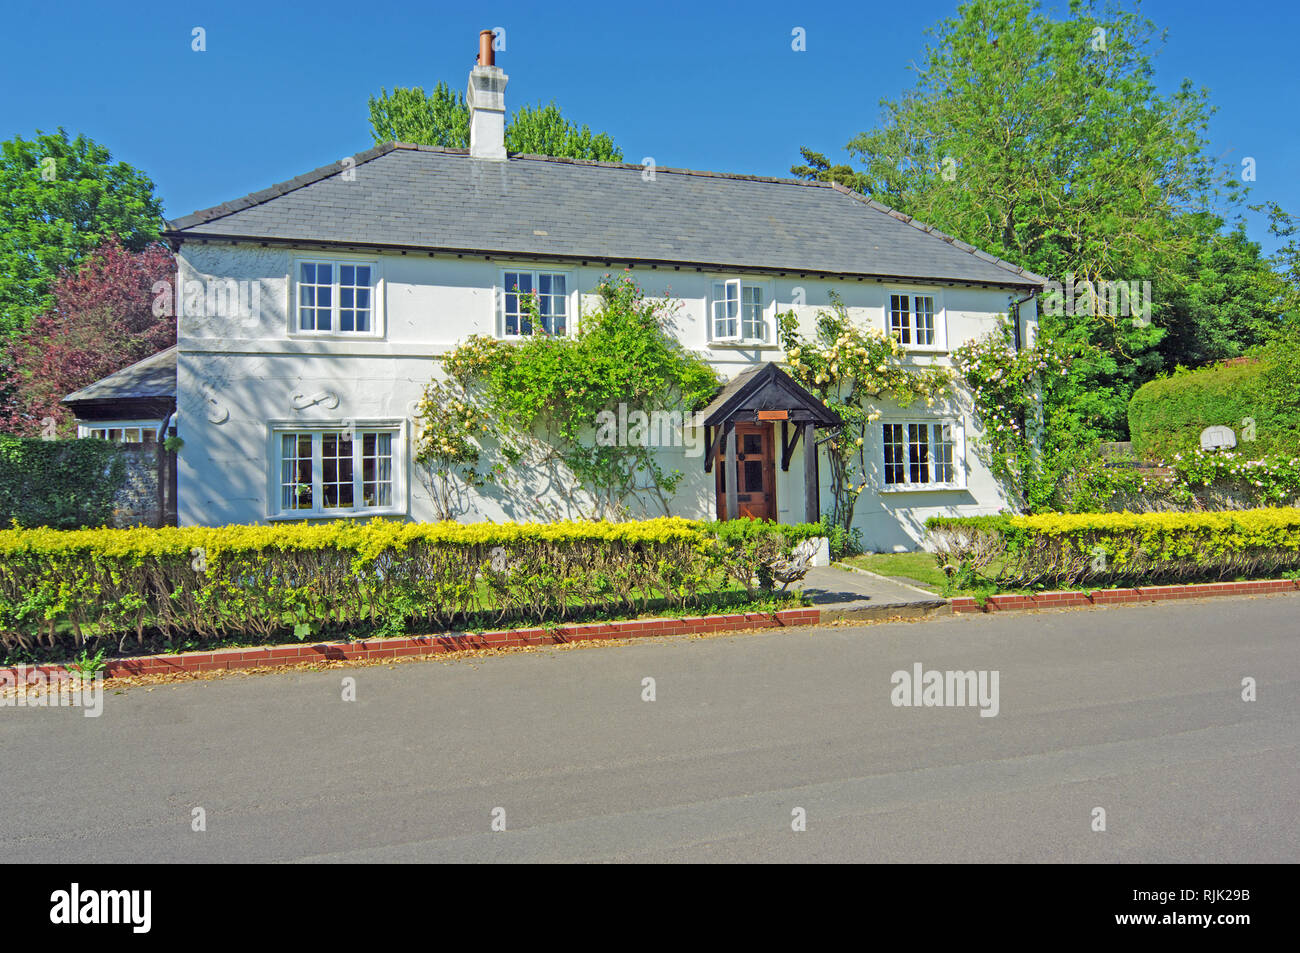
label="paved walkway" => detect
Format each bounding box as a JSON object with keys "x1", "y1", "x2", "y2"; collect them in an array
[{"x1": 793, "y1": 564, "x2": 948, "y2": 621}]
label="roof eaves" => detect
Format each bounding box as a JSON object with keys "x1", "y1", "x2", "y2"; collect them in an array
[{"x1": 158, "y1": 232, "x2": 1042, "y2": 288}]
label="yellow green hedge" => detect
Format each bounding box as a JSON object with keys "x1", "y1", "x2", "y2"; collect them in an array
[
  {"x1": 0, "y1": 518, "x2": 821, "y2": 659},
  {"x1": 925, "y1": 508, "x2": 1300, "y2": 586}
]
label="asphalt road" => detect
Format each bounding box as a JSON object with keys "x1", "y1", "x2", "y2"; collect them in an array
[{"x1": 2, "y1": 594, "x2": 1296, "y2": 863}]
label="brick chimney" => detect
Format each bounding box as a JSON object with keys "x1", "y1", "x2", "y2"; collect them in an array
[{"x1": 467, "y1": 30, "x2": 507, "y2": 160}]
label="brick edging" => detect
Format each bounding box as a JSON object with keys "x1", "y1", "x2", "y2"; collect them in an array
[
  {"x1": 951, "y1": 578, "x2": 1300, "y2": 614},
  {"x1": 1, "y1": 607, "x2": 822, "y2": 682}
]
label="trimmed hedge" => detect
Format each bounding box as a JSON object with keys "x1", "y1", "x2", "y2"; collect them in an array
[
  {"x1": 0, "y1": 436, "x2": 126, "y2": 528},
  {"x1": 0, "y1": 518, "x2": 822, "y2": 659},
  {"x1": 926, "y1": 509, "x2": 1300, "y2": 587},
  {"x1": 1128, "y1": 336, "x2": 1300, "y2": 461}
]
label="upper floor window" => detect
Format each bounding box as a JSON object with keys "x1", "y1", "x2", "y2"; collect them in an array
[
  {"x1": 882, "y1": 421, "x2": 962, "y2": 489},
  {"x1": 888, "y1": 293, "x2": 942, "y2": 349},
  {"x1": 712, "y1": 279, "x2": 768, "y2": 343},
  {"x1": 296, "y1": 261, "x2": 375, "y2": 333},
  {"x1": 502, "y1": 270, "x2": 568, "y2": 336}
]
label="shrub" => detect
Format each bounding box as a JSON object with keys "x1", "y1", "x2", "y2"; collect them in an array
[
  {"x1": 0, "y1": 518, "x2": 814, "y2": 660},
  {"x1": 704, "y1": 519, "x2": 824, "y2": 595},
  {"x1": 926, "y1": 509, "x2": 1300, "y2": 588},
  {"x1": 1128, "y1": 334, "x2": 1300, "y2": 461},
  {"x1": 0, "y1": 436, "x2": 126, "y2": 528}
]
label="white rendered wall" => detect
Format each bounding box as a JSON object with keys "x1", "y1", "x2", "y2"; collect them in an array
[{"x1": 175, "y1": 242, "x2": 1035, "y2": 550}]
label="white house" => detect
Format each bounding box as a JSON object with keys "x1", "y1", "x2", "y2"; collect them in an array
[{"x1": 71, "y1": 34, "x2": 1044, "y2": 551}]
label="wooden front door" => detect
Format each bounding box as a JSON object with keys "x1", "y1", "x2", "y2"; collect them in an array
[{"x1": 717, "y1": 423, "x2": 777, "y2": 520}]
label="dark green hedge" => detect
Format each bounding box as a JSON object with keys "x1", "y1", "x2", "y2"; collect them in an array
[
  {"x1": 1128, "y1": 334, "x2": 1300, "y2": 461},
  {"x1": 0, "y1": 437, "x2": 126, "y2": 529}
]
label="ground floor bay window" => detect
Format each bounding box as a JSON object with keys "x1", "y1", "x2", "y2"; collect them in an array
[
  {"x1": 272, "y1": 425, "x2": 404, "y2": 517},
  {"x1": 881, "y1": 420, "x2": 964, "y2": 490}
]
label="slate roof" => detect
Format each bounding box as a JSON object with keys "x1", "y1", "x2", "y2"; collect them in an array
[
  {"x1": 166, "y1": 143, "x2": 1045, "y2": 289},
  {"x1": 63, "y1": 346, "x2": 177, "y2": 405}
]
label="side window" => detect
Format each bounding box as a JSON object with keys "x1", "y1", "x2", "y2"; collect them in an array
[
  {"x1": 501, "y1": 271, "x2": 568, "y2": 336},
  {"x1": 296, "y1": 260, "x2": 377, "y2": 334},
  {"x1": 882, "y1": 421, "x2": 961, "y2": 487},
  {"x1": 888, "y1": 292, "x2": 941, "y2": 349},
  {"x1": 712, "y1": 280, "x2": 768, "y2": 343}
]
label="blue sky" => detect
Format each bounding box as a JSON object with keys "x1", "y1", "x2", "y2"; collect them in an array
[{"x1": 3, "y1": 0, "x2": 1296, "y2": 253}]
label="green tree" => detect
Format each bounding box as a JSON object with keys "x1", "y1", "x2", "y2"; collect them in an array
[
  {"x1": 505, "y1": 103, "x2": 621, "y2": 161},
  {"x1": 368, "y1": 86, "x2": 622, "y2": 161},
  {"x1": 368, "y1": 82, "x2": 470, "y2": 148},
  {"x1": 789, "y1": 147, "x2": 870, "y2": 193},
  {"x1": 0, "y1": 129, "x2": 164, "y2": 338},
  {"x1": 792, "y1": 0, "x2": 1283, "y2": 443}
]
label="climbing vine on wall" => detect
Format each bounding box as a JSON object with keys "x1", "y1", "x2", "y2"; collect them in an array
[
  {"x1": 951, "y1": 319, "x2": 1067, "y2": 510},
  {"x1": 779, "y1": 293, "x2": 951, "y2": 536},
  {"x1": 415, "y1": 275, "x2": 718, "y2": 520}
]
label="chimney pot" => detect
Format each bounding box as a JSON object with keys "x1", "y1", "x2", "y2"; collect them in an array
[{"x1": 478, "y1": 30, "x2": 494, "y2": 67}]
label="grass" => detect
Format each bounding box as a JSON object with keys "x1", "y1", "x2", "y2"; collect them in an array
[
  {"x1": 843, "y1": 552, "x2": 948, "y2": 592},
  {"x1": 843, "y1": 551, "x2": 1298, "y2": 604}
]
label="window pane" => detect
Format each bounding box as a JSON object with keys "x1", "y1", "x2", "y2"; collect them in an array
[
  {"x1": 336, "y1": 263, "x2": 370, "y2": 334},
  {"x1": 742, "y1": 285, "x2": 764, "y2": 340},
  {"x1": 932, "y1": 423, "x2": 955, "y2": 483},
  {"x1": 281, "y1": 433, "x2": 313, "y2": 510},
  {"x1": 361, "y1": 431, "x2": 393, "y2": 507},
  {"x1": 914, "y1": 296, "x2": 935, "y2": 346},
  {"x1": 908, "y1": 424, "x2": 929, "y2": 484},
  {"x1": 536, "y1": 273, "x2": 567, "y2": 334},
  {"x1": 714, "y1": 282, "x2": 739, "y2": 338},
  {"x1": 883, "y1": 423, "x2": 904, "y2": 484},
  {"x1": 503, "y1": 273, "x2": 537, "y2": 336},
  {"x1": 890, "y1": 293, "x2": 912, "y2": 345},
  {"x1": 321, "y1": 433, "x2": 354, "y2": 508}
]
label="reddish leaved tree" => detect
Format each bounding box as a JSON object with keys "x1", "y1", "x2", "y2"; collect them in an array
[{"x1": 0, "y1": 237, "x2": 176, "y2": 435}]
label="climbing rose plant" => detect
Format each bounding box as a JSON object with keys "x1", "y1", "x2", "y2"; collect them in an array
[
  {"x1": 415, "y1": 275, "x2": 717, "y2": 520},
  {"x1": 952, "y1": 319, "x2": 1067, "y2": 510},
  {"x1": 413, "y1": 376, "x2": 493, "y2": 521},
  {"x1": 779, "y1": 293, "x2": 951, "y2": 536}
]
